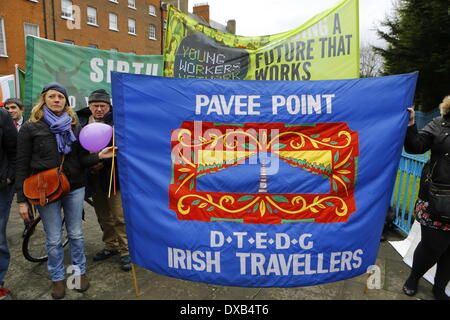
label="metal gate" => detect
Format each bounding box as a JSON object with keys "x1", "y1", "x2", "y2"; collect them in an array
[{"x1": 390, "y1": 150, "x2": 429, "y2": 234}]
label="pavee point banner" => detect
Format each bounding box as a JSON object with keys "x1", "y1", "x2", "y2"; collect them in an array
[
  {"x1": 164, "y1": 0, "x2": 359, "y2": 81},
  {"x1": 111, "y1": 72, "x2": 417, "y2": 287},
  {"x1": 24, "y1": 36, "x2": 163, "y2": 112}
]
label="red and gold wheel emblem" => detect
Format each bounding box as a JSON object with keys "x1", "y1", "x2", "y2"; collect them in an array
[{"x1": 169, "y1": 121, "x2": 359, "y2": 224}]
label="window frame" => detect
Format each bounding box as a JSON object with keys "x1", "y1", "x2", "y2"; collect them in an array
[
  {"x1": 109, "y1": 13, "x2": 119, "y2": 31},
  {"x1": 23, "y1": 23, "x2": 40, "y2": 47},
  {"x1": 128, "y1": 0, "x2": 136, "y2": 9},
  {"x1": 87, "y1": 7, "x2": 98, "y2": 26},
  {"x1": 61, "y1": 0, "x2": 74, "y2": 20},
  {"x1": 0, "y1": 18, "x2": 7, "y2": 57},
  {"x1": 149, "y1": 4, "x2": 156, "y2": 16},
  {"x1": 148, "y1": 24, "x2": 156, "y2": 40},
  {"x1": 128, "y1": 18, "x2": 136, "y2": 35}
]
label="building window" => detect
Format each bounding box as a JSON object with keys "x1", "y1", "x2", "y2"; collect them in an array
[
  {"x1": 128, "y1": 18, "x2": 136, "y2": 35},
  {"x1": 88, "y1": 44, "x2": 98, "y2": 49},
  {"x1": 24, "y1": 23, "x2": 39, "y2": 46},
  {"x1": 0, "y1": 18, "x2": 7, "y2": 56},
  {"x1": 61, "y1": 0, "x2": 73, "y2": 19},
  {"x1": 64, "y1": 40, "x2": 74, "y2": 45},
  {"x1": 87, "y1": 7, "x2": 98, "y2": 26},
  {"x1": 128, "y1": 0, "x2": 136, "y2": 9},
  {"x1": 109, "y1": 13, "x2": 118, "y2": 31},
  {"x1": 149, "y1": 5, "x2": 156, "y2": 16},
  {"x1": 148, "y1": 24, "x2": 156, "y2": 40}
]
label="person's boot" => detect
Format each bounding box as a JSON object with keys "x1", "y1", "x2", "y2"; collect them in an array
[
  {"x1": 120, "y1": 255, "x2": 132, "y2": 272},
  {"x1": 51, "y1": 280, "x2": 66, "y2": 299},
  {"x1": 93, "y1": 249, "x2": 119, "y2": 261},
  {"x1": 402, "y1": 275, "x2": 419, "y2": 296},
  {"x1": 75, "y1": 274, "x2": 90, "y2": 293},
  {"x1": 432, "y1": 285, "x2": 450, "y2": 300}
]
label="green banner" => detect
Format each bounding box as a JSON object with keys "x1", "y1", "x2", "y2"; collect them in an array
[
  {"x1": 17, "y1": 67, "x2": 25, "y2": 100},
  {"x1": 164, "y1": 0, "x2": 359, "y2": 81},
  {"x1": 24, "y1": 36, "x2": 163, "y2": 112}
]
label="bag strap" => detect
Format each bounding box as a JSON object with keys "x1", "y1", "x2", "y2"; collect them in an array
[
  {"x1": 426, "y1": 161, "x2": 437, "y2": 183},
  {"x1": 59, "y1": 154, "x2": 65, "y2": 170}
]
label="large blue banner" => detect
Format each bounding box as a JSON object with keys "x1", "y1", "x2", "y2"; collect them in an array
[{"x1": 111, "y1": 72, "x2": 417, "y2": 287}]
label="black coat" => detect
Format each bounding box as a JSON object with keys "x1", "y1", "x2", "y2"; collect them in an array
[
  {"x1": 15, "y1": 119, "x2": 100, "y2": 203},
  {"x1": 404, "y1": 115, "x2": 450, "y2": 199},
  {"x1": 0, "y1": 108, "x2": 17, "y2": 188},
  {"x1": 76, "y1": 107, "x2": 119, "y2": 195}
]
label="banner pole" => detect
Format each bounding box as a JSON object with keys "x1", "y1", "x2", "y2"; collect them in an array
[
  {"x1": 14, "y1": 64, "x2": 20, "y2": 98},
  {"x1": 108, "y1": 126, "x2": 115, "y2": 198},
  {"x1": 131, "y1": 264, "x2": 140, "y2": 297}
]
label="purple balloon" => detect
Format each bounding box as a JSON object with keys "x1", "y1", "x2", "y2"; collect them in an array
[{"x1": 79, "y1": 123, "x2": 113, "y2": 152}]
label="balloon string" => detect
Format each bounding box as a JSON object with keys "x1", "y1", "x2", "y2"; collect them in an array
[{"x1": 108, "y1": 126, "x2": 116, "y2": 198}]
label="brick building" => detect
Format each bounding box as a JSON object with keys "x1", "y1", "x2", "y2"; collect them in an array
[
  {"x1": 192, "y1": 3, "x2": 236, "y2": 34},
  {"x1": 0, "y1": 0, "x2": 234, "y2": 76},
  {"x1": 0, "y1": 0, "x2": 174, "y2": 76}
]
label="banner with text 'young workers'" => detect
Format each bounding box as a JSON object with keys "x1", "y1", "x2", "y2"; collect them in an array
[
  {"x1": 164, "y1": 0, "x2": 359, "y2": 81},
  {"x1": 112, "y1": 72, "x2": 417, "y2": 287}
]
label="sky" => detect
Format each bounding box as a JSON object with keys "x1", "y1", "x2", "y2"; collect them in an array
[{"x1": 188, "y1": 0, "x2": 396, "y2": 47}]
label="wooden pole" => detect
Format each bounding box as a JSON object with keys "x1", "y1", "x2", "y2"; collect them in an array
[
  {"x1": 108, "y1": 126, "x2": 115, "y2": 198},
  {"x1": 131, "y1": 264, "x2": 140, "y2": 297}
]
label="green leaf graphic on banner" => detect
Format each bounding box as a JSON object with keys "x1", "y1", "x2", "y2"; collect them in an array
[
  {"x1": 238, "y1": 195, "x2": 255, "y2": 202},
  {"x1": 272, "y1": 143, "x2": 287, "y2": 150},
  {"x1": 272, "y1": 195, "x2": 289, "y2": 203},
  {"x1": 334, "y1": 151, "x2": 340, "y2": 163},
  {"x1": 332, "y1": 180, "x2": 338, "y2": 193},
  {"x1": 241, "y1": 143, "x2": 257, "y2": 150}
]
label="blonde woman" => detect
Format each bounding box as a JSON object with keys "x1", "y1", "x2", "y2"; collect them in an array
[
  {"x1": 404, "y1": 95, "x2": 450, "y2": 300},
  {"x1": 15, "y1": 83, "x2": 115, "y2": 299}
]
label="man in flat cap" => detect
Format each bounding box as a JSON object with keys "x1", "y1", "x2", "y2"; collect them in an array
[{"x1": 77, "y1": 89, "x2": 131, "y2": 272}]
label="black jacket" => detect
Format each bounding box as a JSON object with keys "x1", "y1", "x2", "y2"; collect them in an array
[
  {"x1": 0, "y1": 108, "x2": 17, "y2": 188},
  {"x1": 404, "y1": 115, "x2": 450, "y2": 199},
  {"x1": 76, "y1": 107, "x2": 119, "y2": 195},
  {"x1": 15, "y1": 119, "x2": 100, "y2": 203}
]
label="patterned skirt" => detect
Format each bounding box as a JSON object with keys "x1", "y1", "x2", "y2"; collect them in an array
[{"x1": 415, "y1": 198, "x2": 450, "y2": 231}]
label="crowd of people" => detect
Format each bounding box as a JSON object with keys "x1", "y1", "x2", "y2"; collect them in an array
[
  {"x1": 0, "y1": 83, "x2": 449, "y2": 300},
  {"x1": 0, "y1": 83, "x2": 130, "y2": 300}
]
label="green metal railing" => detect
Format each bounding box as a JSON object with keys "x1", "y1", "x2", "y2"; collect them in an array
[{"x1": 390, "y1": 150, "x2": 429, "y2": 234}]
